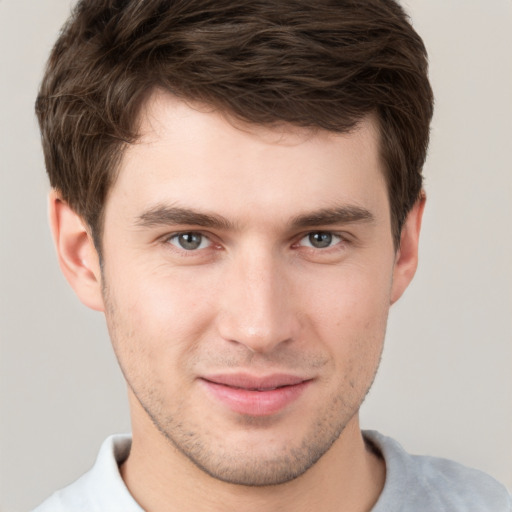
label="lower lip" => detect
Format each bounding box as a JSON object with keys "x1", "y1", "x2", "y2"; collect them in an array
[{"x1": 201, "y1": 379, "x2": 311, "y2": 416}]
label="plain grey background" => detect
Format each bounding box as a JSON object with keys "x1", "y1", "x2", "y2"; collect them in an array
[{"x1": 1, "y1": 1, "x2": 511, "y2": 511}]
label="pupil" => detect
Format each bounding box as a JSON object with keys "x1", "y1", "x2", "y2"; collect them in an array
[
  {"x1": 309, "y1": 232, "x2": 332, "y2": 248},
  {"x1": 179, "y1": 232, "x2": 202, "y2": 250}
]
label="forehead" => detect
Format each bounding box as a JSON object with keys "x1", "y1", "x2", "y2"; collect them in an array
[
  {"x1": 107, "y1": 90, "x2": 388, "y2": 228},
  {"x1": 137, "y1": 89, "x2": 381, "y2": 153}
]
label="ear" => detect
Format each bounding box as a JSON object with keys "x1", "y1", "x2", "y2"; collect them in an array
[
  {"x1": 390, "y1": 193, "x2": 426, "y2": 304},
  {"x1": 48, "y1": 190, "x2": 105, "y2": 312}
]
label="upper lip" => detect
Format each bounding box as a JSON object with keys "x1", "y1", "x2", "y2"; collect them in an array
[{"x1": 201, "y1": 373, "x2": 311, "y2": 391}]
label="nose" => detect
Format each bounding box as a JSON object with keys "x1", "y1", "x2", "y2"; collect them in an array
[{"x1": 216, "y1": 247, "x2": 299, "y2": 354}]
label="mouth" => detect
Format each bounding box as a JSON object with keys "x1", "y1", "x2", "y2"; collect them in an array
[{"x1": 199, "y1": 373, "x2": 313, "y2": 416}]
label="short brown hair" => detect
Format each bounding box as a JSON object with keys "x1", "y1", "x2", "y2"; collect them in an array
[{"x1": 36, "y1": 0, "x2": 433, "y2": 250}]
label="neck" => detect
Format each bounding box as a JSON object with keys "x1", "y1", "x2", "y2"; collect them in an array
[{"x1": 121, "y1": 402, "x2": 385, "y2": 512}]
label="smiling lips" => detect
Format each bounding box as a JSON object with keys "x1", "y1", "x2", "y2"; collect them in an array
[{"x1": 200, "y1": 374, "x2": 312, "y2": 416}]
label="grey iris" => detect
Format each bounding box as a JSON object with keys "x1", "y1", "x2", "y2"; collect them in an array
[
  {"x1": 309, "y1": 232, "x2": 332, "y2": 248},
  {"x1": 178, "y1": 232, "x2": 203, "y2": 250}
]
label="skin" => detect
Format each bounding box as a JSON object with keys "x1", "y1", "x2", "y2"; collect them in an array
[{"x1": 50, "y1": 90, "x2": 424, "y2": 512}]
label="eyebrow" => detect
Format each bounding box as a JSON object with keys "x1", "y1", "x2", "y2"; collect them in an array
[
  {"x1": 135, "y1": 204, "x2": 374, "y2": 230},
  {"x1": 135, "y1": 205, "x2": 234, "y2": 230},
  {"x1": 290, "y1": 206, "x2": 375, "y2": 229}
]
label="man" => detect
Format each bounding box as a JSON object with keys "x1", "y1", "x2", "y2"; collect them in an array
[{"x1": 33, "y1": 0, "x2": 510, "y2": 511}]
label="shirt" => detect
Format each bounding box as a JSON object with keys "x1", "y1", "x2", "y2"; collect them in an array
[{"x1": 33, "y1": 430, "x2": 512, "y2": 511}]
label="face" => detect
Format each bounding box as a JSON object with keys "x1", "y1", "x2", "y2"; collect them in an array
[{"x1": 91, "y1": 91, "x2": 413, "y2": 486}]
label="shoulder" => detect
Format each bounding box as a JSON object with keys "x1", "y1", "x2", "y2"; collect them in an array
[
  {"x1": 32, "y1": 434, "x2": 142, "y2": 512},
  {"x1": 408, "y1": 453, "x2": 512, "y2": 510},
  {"x1": 364, "y1": 430, "x2": 512, "y2": 512}
]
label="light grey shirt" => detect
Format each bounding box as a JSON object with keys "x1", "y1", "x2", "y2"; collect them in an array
[{"x1": 33, "y1": 431, "x2": 511, "y2": 511}]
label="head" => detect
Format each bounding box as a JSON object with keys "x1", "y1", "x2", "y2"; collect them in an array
[{"x1": 37, "y1": 0, "x2": 433, "y2": 489}]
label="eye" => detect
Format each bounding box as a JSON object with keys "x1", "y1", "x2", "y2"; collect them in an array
[
  {"x1": 167, "y1": 232, "x2": 211, "y2": 251},
  {"x1": 299, "y1": 231, "x2": 342, "y2": 249}
]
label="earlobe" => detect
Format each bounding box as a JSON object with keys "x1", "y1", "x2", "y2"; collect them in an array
[
  {"x1": 390, "y1": 193, "x2": 426, "y2": 305},
  {"x1": 48, "y1": 190, "x2": 105, "y2": 312}
]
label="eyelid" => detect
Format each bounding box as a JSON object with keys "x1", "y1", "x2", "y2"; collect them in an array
[
  {"x1": 172, "y1": 232, "x2": 210, "y2": 250},
  {"x1": 295, "y1": 230, "x2": 347, "y2": 248},
  {"x1": 159, "y1": 229, "x2": 350, "y2": 254},
  {"x1": 162, "y1": 230, "x2": 219, "y2": 251}
]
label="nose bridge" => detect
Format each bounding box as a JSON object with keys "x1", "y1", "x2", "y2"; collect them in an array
[{"x1": 217, "y1": 244, "x2": 296, "y2": 353}]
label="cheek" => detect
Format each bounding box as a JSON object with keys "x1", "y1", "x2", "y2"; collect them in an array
[
  {"x1": 300, "y1": 263, "x2": 391, "y2": 365},
  {"x1": 303, "y1": 259, "x2": 392, "y2": 324},
  {"x1": 103, "y1": 261, "x2": 219, "y2": 372}
]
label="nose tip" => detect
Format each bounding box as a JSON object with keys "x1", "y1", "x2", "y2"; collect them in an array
[
  {"x1": 216, "y1": 255, "x2": 298, "y2": 354},
  {"x1": 228, "y1": 321, "x2": 293, "y2": 354}
]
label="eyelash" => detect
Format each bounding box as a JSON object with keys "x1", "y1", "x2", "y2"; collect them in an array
[
  {"x1": 165, "y1": 232, "x2": 215, "y2": 252},
  {"x1": 296, "y1": 232, "x2": 345, "y2": 250},
  {"x1": 163, "y1": 230, "x2": 348, "y2": 254}
]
